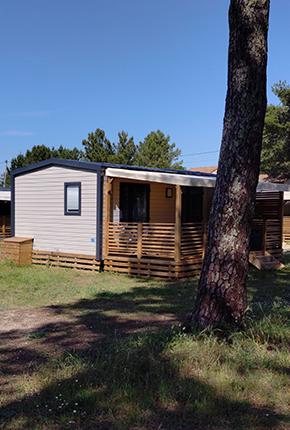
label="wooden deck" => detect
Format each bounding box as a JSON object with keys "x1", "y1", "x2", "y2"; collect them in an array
[
  {"x1": 104, "y1": 221, "x2": 204, "y2": 279},
  {"x1": 32, "y1": 250, "x2": 101, "y2": 271},
  {"x1": 102, "y1": 184, "x2": 284, "y2": 279},
  {"x1": 106, "y1": 222, "x2": 203, "y2": 259}
]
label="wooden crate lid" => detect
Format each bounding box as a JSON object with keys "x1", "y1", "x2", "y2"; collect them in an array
[{"x1": 3, "y1": 236, "x2": 33, "y2": 244}]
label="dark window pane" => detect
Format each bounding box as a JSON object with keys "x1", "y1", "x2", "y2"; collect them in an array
[
  {"x1": 182, "y1": 187, "x2": 203, "y2": 223},
  {"x1": 120, "y1": 183, "x2": 150, "y2": 222}
]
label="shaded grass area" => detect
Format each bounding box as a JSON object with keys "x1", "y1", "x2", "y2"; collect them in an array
[{"x1": 0, "y1": 257, "x2": 290, "y2": 429}]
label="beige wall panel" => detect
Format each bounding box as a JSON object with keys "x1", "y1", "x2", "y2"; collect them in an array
[{"x1": 15, "y1": 166, "x2": 97, "y2": 255}]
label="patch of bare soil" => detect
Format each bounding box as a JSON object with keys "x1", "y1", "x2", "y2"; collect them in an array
[{"x1": 0, "y1": 304, "x2": 177, "y2": 402}]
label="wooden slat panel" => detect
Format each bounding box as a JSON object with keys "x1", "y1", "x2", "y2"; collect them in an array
[
  {"x1": 107, "y1": 222, "x2": 176, "y2": 258},
  {"x1": 32, "y1": 250, "x2": 101, "y2": 271},
  {"x1": 1, "y1": 238, "x2": 33, "y2": 265},
  {"x1": 107, "y1": 221, "x2": 204, "y2": 271},
  {"x1": 107, "y1": 222, "x2": 138, "y2": 255},
  {"x1": 181, "y1": 223, "x2": 203, "y2": 257},
  {"x1": 0, "y1": 215, "x2": 11, "y2": 241},
  {"x1": 104, "y1": 255, "x2": 201, "y2": 279},
  {"x1": 105, "y1": 221, "x2": 204, "y2": 279},
  {"x1": 252, "y1": 192, "x2": 283, "y2": 257}
]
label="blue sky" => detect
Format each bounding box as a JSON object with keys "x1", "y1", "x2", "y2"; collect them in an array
[{"x1": 0, "y1": 0, "x2": 289, "y2": 170}]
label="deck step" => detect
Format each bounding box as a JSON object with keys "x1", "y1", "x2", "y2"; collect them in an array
[{"x1": 249, "y1": 251, "x2": 284, "y2": 270}]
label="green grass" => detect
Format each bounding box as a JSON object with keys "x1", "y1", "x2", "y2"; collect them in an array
[
  {"x1": 0, "y1": 260, "x2": 158, "y2": 309},
  {"x1": 0, "y1": 257, "x2": 289, "y2": 430}
]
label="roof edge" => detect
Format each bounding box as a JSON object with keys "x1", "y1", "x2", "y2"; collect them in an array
[
  {"x1": 9, "y1": 158, "x2": 290, "y2": 192},
  {"x1": 11, "y1": 158, "x2": 218, "y2": 179},
  {"x1": 11, "y1": 158, "x2": 103, "y2": 177}
]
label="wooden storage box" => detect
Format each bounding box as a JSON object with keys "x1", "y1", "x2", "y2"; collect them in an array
[{"x1": 1, "y1": 237, "x2": 33, "y2": 265}]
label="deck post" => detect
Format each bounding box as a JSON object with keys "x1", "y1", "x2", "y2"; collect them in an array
[
  {"x1": 263, "y1": 220, "x2": 267, "y2": 254},
  {"x1": 202, "y1": 188, "x2": 209, "y2": 257},
  {"x1": 2, "y1": 216, "x2": 6, "y2": 238},
  {"x1": 104, "y1": 177, "x2": 113, "y2": 258},
  {"x1": 175, "y1": 185, "x2": 182, "y2": 263},
  {"x1": 137, "y1": 223, "x2": 142, "y2": 259},
  {"x1": 279, "y1": 191, "x2": 284, "y2": 251}
]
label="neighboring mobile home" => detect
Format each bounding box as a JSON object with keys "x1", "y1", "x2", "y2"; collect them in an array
[
  {"x1": 0, "y1": 188, "x2": 11, "y2": 240},
  {"x1": 192, "y1": 166, "x2": 290, "y2": 247},
  {"x1": 9, "y1": 159, "x2": 289, "y2": 278}
]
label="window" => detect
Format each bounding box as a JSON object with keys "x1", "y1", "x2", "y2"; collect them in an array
[
  {"x1": 181, "y1": 187, "x2": 203, "y2": 223},
  {"x1": 120, "y1": 182, "x2": 150, "y2": 222},
  {"x1": 64, "y1": 182, "x2": 81, "y2": 215}
]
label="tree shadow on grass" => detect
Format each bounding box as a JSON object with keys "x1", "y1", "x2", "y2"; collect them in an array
[
  {"x1": 247, "y1": 253, "x2": 290, "y2": 322},
  {"x1": 1, "y1": 328, "x2": 289, "y2": 430},
  {"x1": 0, "y1": 277, "x2": 287, "y2": 430},
  {"x1": 0, "y1": 266, "x2": 290, "y2": 429}
]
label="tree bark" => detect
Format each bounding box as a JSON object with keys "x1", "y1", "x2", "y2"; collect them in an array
[{"x1": 192, "y1": 0, "x2": 270, "y2": 328}]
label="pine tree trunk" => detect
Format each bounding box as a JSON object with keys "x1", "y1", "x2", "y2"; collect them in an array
[{"x1": 192, "y1": 0, "x2": 270, "y2": 328}]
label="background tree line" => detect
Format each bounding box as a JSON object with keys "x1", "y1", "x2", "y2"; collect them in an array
[
  {"x1": 261, "y1": 80, "x2": 290, "y2": 180},
  {"x1": 8, "y1": 129, "x2": 183, "y2": 174},
  {"x1": 1, "y1": 81, "x2": 289, "y2": 186}
]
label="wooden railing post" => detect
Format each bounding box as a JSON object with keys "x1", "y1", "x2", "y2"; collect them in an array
[
  {"x1": 137, "y1": 223, "x2": 142, "y2": 259},
  {"x1": 279, "y1": 191, "x2": 284, "y2": 249},
  {"x1": 175, "y1": 185, "x2": 182, "y2": 262},
  {"x1": 2, "y1": 215, "x2": 6, "y2": 238},
  {"x1": 263, "y1": 219, "x2": 267, "y2": 254},
  {"x1": 202, "y1": 188, "x2": 209, "y2": 258},
  {"x1": 104, "y1": 178, "x2": 113, "y2": 258}
]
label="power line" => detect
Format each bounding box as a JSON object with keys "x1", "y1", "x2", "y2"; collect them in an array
[{"x1": 181, "y1": 150, "x2": 219, "y2": 157}]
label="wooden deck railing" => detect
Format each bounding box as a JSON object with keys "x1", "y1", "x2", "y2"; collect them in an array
[
  {"x1": 0, "y1": 224, "x2": 11, "y2": 240},
  {"x1": 181, "y1": 223, "x2": 204, "y2": 257},
  {"x1": 107, "y1": 218, "x2": 283, "y2": 262},
  {"x1": 252, "y1": 218, "x2": 282, "y2": 256},
  {"x1": 0, "y1": 215, "x2": 11, "y2": 240},
  {"x1": 107, "y1": 222, "x2": 204, "y2": 259}
]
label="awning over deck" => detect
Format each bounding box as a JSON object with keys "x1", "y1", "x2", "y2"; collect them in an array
[
  {"x1": 105, "y1": 167, "x2": 290, "y2": 192},
  {"x1": 105, "y1": 168, "x2": 216, "y2": 188}
]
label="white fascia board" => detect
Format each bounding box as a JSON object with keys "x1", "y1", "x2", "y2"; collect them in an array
[
  {"x1": 105, "y1": 168, "x2": 216, "y2": 188},
  {"x1": 105, "y1": 168, "x2": 290, "y2": 192},
  {"x1": 0, "y1": 190, "x2": 11, "y2": 201}
]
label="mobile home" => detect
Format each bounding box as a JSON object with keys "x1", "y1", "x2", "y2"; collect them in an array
[{"x1": 9, "y1": 159, "x2": 288, "y2": 278}]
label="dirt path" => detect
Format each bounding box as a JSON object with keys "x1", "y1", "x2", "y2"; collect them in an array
[
  {"x1": 0, "y1": 304, "x2": 177, "y2": 397},
  {"x1": 1, "y1": 305, "x2": 176, "y2": 348}
]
